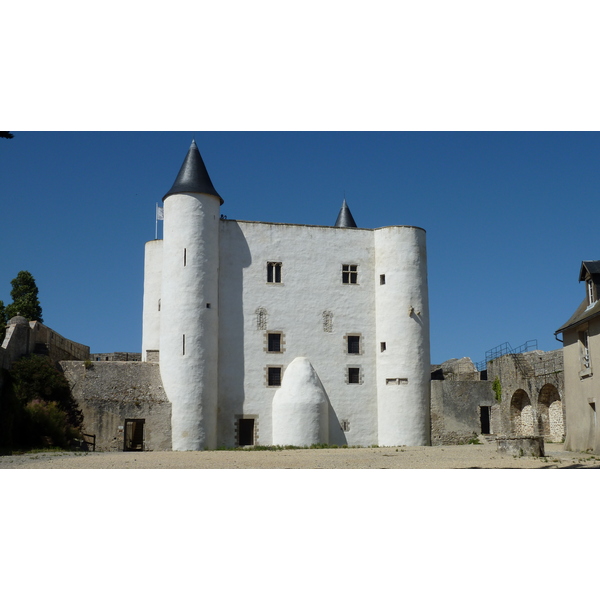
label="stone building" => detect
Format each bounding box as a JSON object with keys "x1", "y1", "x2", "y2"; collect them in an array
[
  {"x1": 555, "y1": 260, "x2": 600, "y2": 452},
  {"x1": 139, "y1": 140, "x2": 432, "y2": 450},
  {"x1": 430, "y1": 350, "x2": 564, "y2": 445}
]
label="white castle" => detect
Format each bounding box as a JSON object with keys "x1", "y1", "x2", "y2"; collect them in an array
[{"x1": 141, "y1": 141, "x2": 431, "y2": 450}]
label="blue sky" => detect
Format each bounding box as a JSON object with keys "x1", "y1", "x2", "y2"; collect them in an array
[{"x1": 1, "y1": 131, "x2": 595, "y2": 364}]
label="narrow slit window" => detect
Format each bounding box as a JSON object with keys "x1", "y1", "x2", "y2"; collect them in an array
[
  {"x1": 267, "y1": 262, "x2": 282, "y2": 283},
  {"x1": 183, "y1": 248, "x2": 187, "y2": 266},
  {"x1": 380, "y1": 274, "x2": 386, "y2": 285},
  {"x1": 342, "y1": 264, "x2": 358, "y2": 284},
  {"x1": 182, "y1": 334, "x2": 186, "y2": 355}
]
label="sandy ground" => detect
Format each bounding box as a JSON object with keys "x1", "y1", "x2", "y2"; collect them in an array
[{"x1": 1, "y1": 440, "x2": 599, "y2": 468}]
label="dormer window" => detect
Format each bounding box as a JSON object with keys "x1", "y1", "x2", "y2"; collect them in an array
[{"x1": 588, "y1": 278, "x2": 596, "y2": 305}]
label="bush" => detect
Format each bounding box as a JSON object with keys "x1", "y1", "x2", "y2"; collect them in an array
[
  {"x1": 0, "y1": 355, "x2": 83, "y2": 450},
  {"x1": 24, "y1": 399, "x2": 81, "y2": 448}
]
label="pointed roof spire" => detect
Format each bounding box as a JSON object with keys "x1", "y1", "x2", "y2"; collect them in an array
[
  {"x1": 334, "y1": 198, "x2": 357, "y2": 228},
  {"x1": 163, "y1": 140, "x2": 223, "y2": 204}
]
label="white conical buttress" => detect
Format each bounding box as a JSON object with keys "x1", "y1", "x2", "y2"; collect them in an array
[
  {"x1": 272, "y1": 357, "x2": 329, "y2": 446},
  {"x1": 159, "y1": 191, "x2": 220, "y2": 450}
]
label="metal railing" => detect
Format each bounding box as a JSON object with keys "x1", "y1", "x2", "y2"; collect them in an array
[{"x1": 476, "y1": 339, "x2": 538, "y2": 372}]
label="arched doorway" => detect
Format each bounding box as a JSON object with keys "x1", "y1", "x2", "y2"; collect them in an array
[
  {"x1": 538, "y1": 384, "x2": 564, "y2": 442},
  {"x1": 510, "y1": 389, "x2": 533, "y2": 435}
]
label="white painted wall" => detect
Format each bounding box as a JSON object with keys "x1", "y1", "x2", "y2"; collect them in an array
[
  {"x1": 217, "y1": 220, "x2": 430, "y2": 447},
  {"x1": 141, "y1": 240, "x2": 163, "y2": 361},
  {"x1": 159, "y1": 192, "x2": 220, "y2": 450},
  {"x1": 146, "y1": 216, "x2": 430, "y2": 449}
]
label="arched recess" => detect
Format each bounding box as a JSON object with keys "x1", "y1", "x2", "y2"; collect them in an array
[
  {"x1": 538, "y1": 383, "x2": 564, "y2": 442},
  {"x1": 511, "y1": 389, "x2": 533, "y2": 436}
]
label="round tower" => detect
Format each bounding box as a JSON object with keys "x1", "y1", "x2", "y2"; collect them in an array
[
  {"x1": 374, "y1": 226, "x2": 431, "y2": 446},
  {"x1": 159, "y1": 141, "x2": 223, "y2": 450}
]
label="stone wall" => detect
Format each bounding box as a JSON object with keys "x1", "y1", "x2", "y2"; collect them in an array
[
  {"x1": 61, "y1": 361, "x2": 171, "y2": 451},
  {"x1": 430, "y1": 380, "x2": 495, "y2": 445},
  {"x1": 1, "y1": 318, "x2": 89, "y2": 370},
  {"x1": 90, "y1": 352, "x2": 141, "y2": 362},
  {"x1": 486, "y1": 349, "x2": 565, "y2": 442}
]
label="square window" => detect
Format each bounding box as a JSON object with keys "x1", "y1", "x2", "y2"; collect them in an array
[
  {"x1": 342, "y1": 264, "x2": 358, "y2": 284},
  {"x1": 268, "y1": 332, "x2": 282, "y2": 352},
  {"x1": 267, "y1": 262, "x2": 282, "y2": 283},
  {"x1": 347, "y1": 335, "x2": 361, "y2": 354},
  {"x1": 348, "y1": 367, "x2": 360, "y2": 384},
  {"x1": 268, "y1": 366, "x2": 282, "y2": 387}
]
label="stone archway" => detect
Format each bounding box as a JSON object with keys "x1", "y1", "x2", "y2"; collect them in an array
[
  {"x1": 538, "y1": 383, "x2": 564, "y2": 442},
  {"x1": 510, "y1": 389, "x2": 533, "y2": 436}
]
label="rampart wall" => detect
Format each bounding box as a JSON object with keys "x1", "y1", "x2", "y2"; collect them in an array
[{"x1": 60, "y1": 361, "x2": 171, "y2": 451}]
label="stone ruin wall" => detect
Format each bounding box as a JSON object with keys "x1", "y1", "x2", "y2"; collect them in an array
[
  {"x1": 60, "y1": 361, "x2": 171, "y2": 451},
  {"x1": 486, "y1": 349, "x2": 565, "y2": 443},
  {"x1": 430, "y1": 350, "x2": 565, "y2": 445}
]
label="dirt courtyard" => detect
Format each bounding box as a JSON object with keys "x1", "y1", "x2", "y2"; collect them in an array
[{"x1": 1, "y1": 441, "x2": 598, "y2": 468}]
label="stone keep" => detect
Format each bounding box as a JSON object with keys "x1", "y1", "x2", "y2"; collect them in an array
[{"x1": 142, "y1": 141, "x2": 431, "y2": 450}]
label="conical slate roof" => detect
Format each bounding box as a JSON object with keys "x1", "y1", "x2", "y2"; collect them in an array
[
  {"x1": 334, "y1": 199, "x2": 357, "y2": 228},
  {"x1": 163, "y1": 140, "x2": 223, "y2": 204}
]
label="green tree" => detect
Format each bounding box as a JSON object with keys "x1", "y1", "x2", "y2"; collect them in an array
[{"x1": 6, "y1": 271, "x2": 43, "y2": 323}]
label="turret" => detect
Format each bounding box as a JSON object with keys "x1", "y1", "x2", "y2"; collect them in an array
[
  {"x1": 374, "y1": 226, "x2": 431, "y2": 446},
  {"x1": 334, "y1": 199, "x2": 357, "y2": 228},
  {"x1": 159, "y1": 141, "x2": 222, "y2": 450}
]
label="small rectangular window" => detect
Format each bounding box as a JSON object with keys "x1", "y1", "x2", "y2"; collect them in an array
[
  {"x1": 182, "y1": 334, "x2": 186, "y2": 355},
  {"x1": 268, "y1": 366, "x2": 282, "y2": 387},
  {"x1": 588, "y1": 279, "x2": 596, "y2": 304},
  {"x1": 183, "y1": 248, "x2": 187, "y2": 266},
  {"x1": 386, "y1": 377, "x2": 408, "y2": 385},
  {"x1": 268, "y1": 333, "x2": 282, "y2": 352},
  {"x1": 267, "y1": 262, "x2": 282, "y2": 283},
  {"x1": 340, "y1": 419, "x2": 350, "y2": 432},
  {"x1": 380, "y1": 342, "x2": 387, "y2": 352},
  {"x1": 347, "y1": 335, "x2": 361, "y2": 354},
  {"x1": 380, "y1": 274, "x2": 386, "y2": 285},
  {"x1": 348, "y1": 367, "x2": 360, "y2": 384},
  {"x1": 342, "y1": 264, "x2": 358, "y2": 284}
]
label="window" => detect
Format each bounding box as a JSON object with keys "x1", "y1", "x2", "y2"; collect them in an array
[
  {"x1": 386, "y1": 377, "x2": 408, "y2": 385},
  {"x1": 183, "y1": 248, "x2": 187, "y2": 266},
  {"x1": 380, "y1": 342, "x2": 387, "y2": 352},
  {"x1": 267, "y1": 366, "x2": 282, "y2": 387},
  {"x1": 588, "y1": 279, "x2": 596, "y2": 304},
  {"x1": 380, "y1": 274, "x2": 386, "y2": 285},
  {"x1": 340, "y1": 419, "x2": 350, "y2": 432},
  {"x1": 579, "y1": 329, "x2": 591, "y2": 375},
  {"x1": 267, "y1": 332, "x2": 283, "y2": 353},
  {"x1": 347, "y1": 335, "x2": 361, "y2": 354},
  {"x1": 348, "y1": 367, "x2": 360, "y2": 384},
  {"x1": 342, "y1": 264, "x2": 358, "y2": 284},
  {"x1": 267, "y1": 262, "x2": 282, "y2": 283}
]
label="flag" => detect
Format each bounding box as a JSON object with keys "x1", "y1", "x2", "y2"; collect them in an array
[{"x1": 156, "y1": 205, "x2": 164, "y2": 220}]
